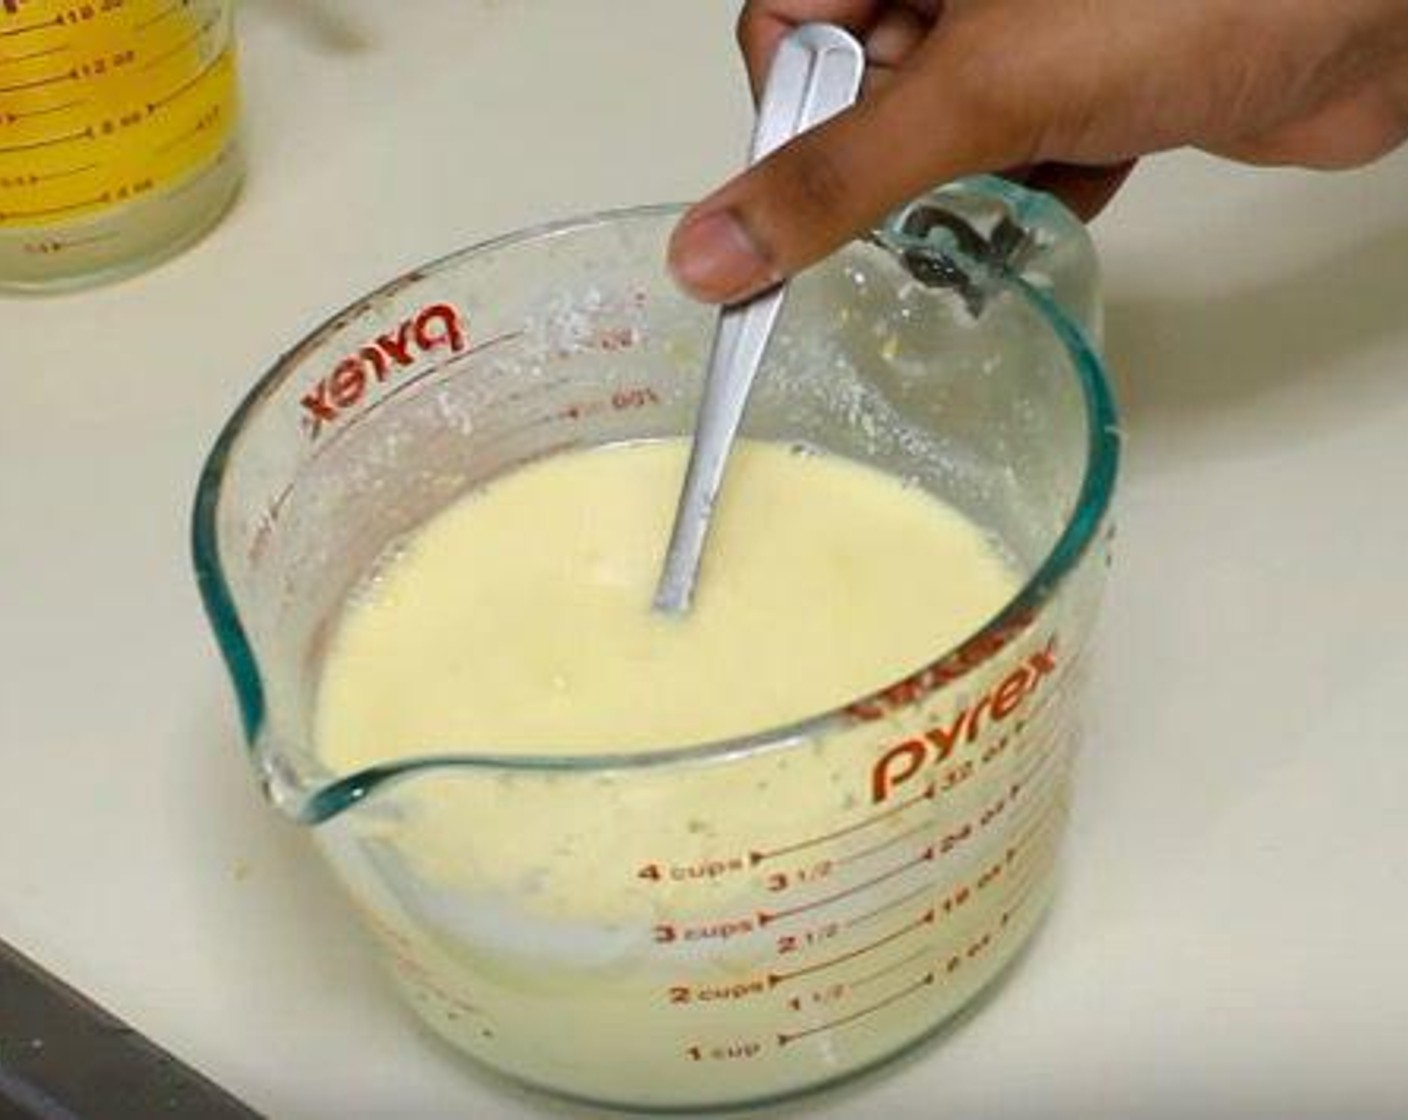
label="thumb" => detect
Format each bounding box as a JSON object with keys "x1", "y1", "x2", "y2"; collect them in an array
[{"x1": 668, "y1": 42, "x2": 1035, "y2": 303}]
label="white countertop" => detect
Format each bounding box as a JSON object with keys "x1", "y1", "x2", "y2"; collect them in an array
[{"x1": 2, "y1": 2, "x2": 1406, "y2": 1117}]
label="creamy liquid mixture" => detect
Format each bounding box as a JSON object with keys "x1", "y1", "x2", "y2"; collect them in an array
[
  {"x1": 311, "y1": 439, "x2": 1062, "y2": 1107},
  {"x1": 317, "y1": 439, "x2": 1018, "y2": 770}
]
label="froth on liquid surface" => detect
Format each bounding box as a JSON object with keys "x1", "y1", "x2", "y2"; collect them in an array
[{"x1": 316, "y1": 439, "x2": 1020, "y2": 773}]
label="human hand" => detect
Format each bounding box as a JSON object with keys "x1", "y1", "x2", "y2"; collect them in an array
[{"x1": 669, "y1": 0, "x2": 1408, "y2": 302}]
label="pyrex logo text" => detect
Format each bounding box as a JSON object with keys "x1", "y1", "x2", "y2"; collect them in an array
[
  {"x1": 300, "y1": 302, "x2": 466, "y2": 439},
  {"x1": 869, "y1": 636, "x2": 1058, "y2": 804}
]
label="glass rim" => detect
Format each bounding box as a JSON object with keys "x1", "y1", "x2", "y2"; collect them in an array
[{"x1": 191, "y1": 194, "x2": 1120, "y2": 824}]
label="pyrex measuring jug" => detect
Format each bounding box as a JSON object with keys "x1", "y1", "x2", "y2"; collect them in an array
[
  {"x1": 0, "y1": 0, "x2": 240, "y2": 292},
  {"x1": 194, "y1": 176, "x2": 1118, "y2": 1112}
]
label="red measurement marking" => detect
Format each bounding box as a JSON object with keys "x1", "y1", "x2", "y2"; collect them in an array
[
  {"x1": 146, "y1": 48, "x2": 218, "y2": 109},
  {"x1": 256, "y1": 330, "x2": 532, "y2": 557},
  {"x1": 842, "y1": 752, "x2": 1057, "y2": 876},
  {"x1": 309, "y1": 328, "x2": 516, "y2": 438},
  {"x1": 776, "y1": 922, "x2": 840, "y2": 956},
  {"x1": 34, "y1": 162, "x2": 95, "y2": 181},
  {"x1": 979, "y1": 732, "x2": 1013, "y2": 767},
  {"x1": 39, "y1": 227, "x2": 116, "y2": 249},
  {"x1": 1, "y1": 190, "x2": 105, "y2": 219},
  {"x1": 395, "y1": 964, "x2": 484, "y2": 1021},
  {"x1": 844, "y1": 879, "x2": 934, "y2": 932},
  {"x1": 1010, "y1": 732, "x2": 1062, "y2": 794},
  {"x1": 868, "y1": 636, "x2": 1060, "y2": 804},
  {"x1": 0, "y1": 161, "x2": 91, "y2": 187},
  {"x1": 758, "y1": 846, "x2": 935, "y2": 927},
  {"x1": 610, "y1": 385, "x2": 658, "y2": 409},
  {"x1": 556, "y1": 400, "x2": 604, "y2": 422},
  {"x1": 834, "y1": 813, "x2": 935, "y2": 869},
  {"x1": 991, "y1": 772, "x2": 1064, "y2": 839},
  {"x1": 637, "y1": 856, "x2": 747, "y2": 884},
  {"x1": 684, "y1": 1041, "x2": 765, "y2": 1063},
  {"x1": 0, "y1": 41, "x2": 69, "y2": 63},
  {"x1": 0, "y1": 13, "x2": 62, "y2": 37},
  {"x1": 0, "y1": 66, "x2": 75, "y2": 93},
  {"x1": 768, "y1": 908, "x2": 935, "y2": 988},
  {"x1": 1015, "y1": 716, "x2": 1073, "y2": 773},
  {"x1": 654, "y1": 915, "x2": 756, "y2": 945},
  {"x1": 159, "y1": 138, "x2": 233, "y2": 199},
  {"x1": 248, "y1": 478, "x2": 295, "y2": 566},
  {"x1": 667, "y1": 977, "x2": 767, "y2": 1005},
  {"x1": 1000, "y1": 861, "x2": 1048, "y2": 918},
  {"x1": 139, "y1": 11, "x2": 212, "y2": 74},
  {"x1": 336, "y1": 378, "x2": 562, "y2": 467},
  {"x1": 1008, "y1": 794, "x2": 1066, "y2": 861},
  {"x1": 136, "y1": 0, "x2": 185, "y2": 32},
  {"x1": 937, "y1": 758, "x2": 975, "y2": 793},
  {"x1": 988, "y1": 848, "x2": 1056, "y2": 938},
  {"x1": 7, "y1": 97, "x2": 89, "y2": 120},
  {"x1": 0, "y1": 125, "x2": 89, "y2": 154},
  {"x1": 787, "y1": 981, "x2": 847, "y2": 1013},
  {"x1": 749, "y1": 783, "x2": 936, "y2": 866},
  {"x1": 764, "y1": 859, "x2": 835, "y2": 894},
  {"x1": 791, "y1": 868, "x2": 1051, "y2": 1024},
  {"x1": 777, "y1": 972, "x2": 935, "y2": 1046},
  {"x1": 155, "y1": 111, "x2": 216, "y2": 153},
  {"x1": 847, "y1": 942, "x2": 933, "y2": 991}
]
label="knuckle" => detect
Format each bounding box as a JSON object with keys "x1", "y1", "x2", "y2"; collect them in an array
[
  {"x1": 774, "y1": 139, "x2": 853, "y2": 223},
  {"x1": 935, "y1": 16, "x2": 1060, "y2": 162},
  {"x1": 949, "y1": 56, "x2": 1040, "y2": 155}
]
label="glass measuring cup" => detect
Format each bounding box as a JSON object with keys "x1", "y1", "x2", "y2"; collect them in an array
[
  {"x1": 0, "y1": 0, "x2": 241, "y2": 292},
  {"x1": 193, "y1": 176, "x2": 1118, "y2": 1112}
]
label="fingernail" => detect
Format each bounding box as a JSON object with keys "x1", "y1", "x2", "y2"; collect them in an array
[{"x1": 668, "y1": 208, "x2": 775, "y2": 303}]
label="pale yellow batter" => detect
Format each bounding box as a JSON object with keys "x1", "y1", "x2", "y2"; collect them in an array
[
  {"x1": 310, "y1": 439, "x2": 1070, "y2": 1107},
  {"x1": 316, "y1": 439, "x2": 1019, "y2": 771}
]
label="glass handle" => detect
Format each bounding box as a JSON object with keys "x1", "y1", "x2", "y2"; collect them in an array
[{"x1": 870, "y1": 175, "x2": 1103, "y2": 345}]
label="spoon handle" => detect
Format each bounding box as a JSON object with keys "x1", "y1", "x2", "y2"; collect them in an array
[{"x1": 653, "y1": 24, "x2": 864, "y2": 615}]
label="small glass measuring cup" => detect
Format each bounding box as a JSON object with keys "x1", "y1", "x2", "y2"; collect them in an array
[
  {"x1": 0, "y1": 0, "x2": 241, "y2": 292},
  {"x1": 193, "y1": 176, "x2": 1118, "y2": 1112}
]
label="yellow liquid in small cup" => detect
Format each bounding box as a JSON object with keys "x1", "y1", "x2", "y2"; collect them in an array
[{"x1": 0, "y1": 0, "x2": 238, "y2": 279}]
